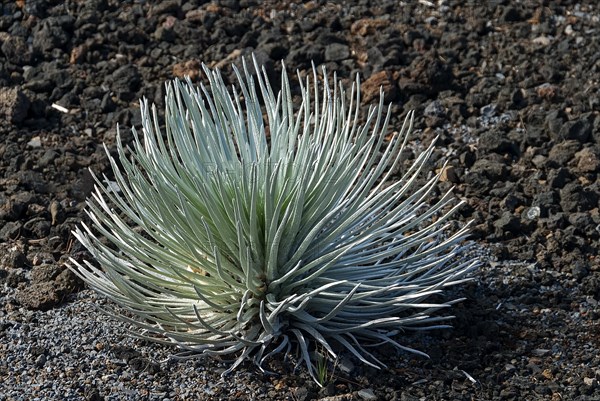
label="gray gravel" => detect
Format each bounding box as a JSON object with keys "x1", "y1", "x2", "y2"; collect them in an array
[{"x1": 0, "y1": 290, "x2": 276, "y2": 401}]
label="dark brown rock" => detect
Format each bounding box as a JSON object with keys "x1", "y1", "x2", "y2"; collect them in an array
[
  {"x1": 0, "y1": 33, "x2": 32, "y2": 65},
  {"x1": 560, "y1": 182, "x2": 599, "y2": 212},
  {"x1": 558, "y1": 119, "x2": 592, "y2": 143},
  {"x1": 15, "y1": 282, "x2": 61, "y2": 310},
  {"x1": 573, "y1": 146, "x2": 600, "y2": 174},
  {"x1": 1, "y1": 249, "x2": 28, "y2": 269},
  {"x1": 0, "y1": 87, "x2": 30, "y2": 124}
]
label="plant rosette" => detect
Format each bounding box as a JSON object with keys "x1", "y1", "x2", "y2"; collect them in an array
[{"x1": 70, "y1": 57, "x2": 479, "y2": 385}]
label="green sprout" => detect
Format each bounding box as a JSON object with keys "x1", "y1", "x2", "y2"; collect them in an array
[
  {"x1": 314, "y1": 344, "x2": 339, "y2": 387},
  {"x1": 70, "y1": 57, "x2": 478, "y2": 385}
]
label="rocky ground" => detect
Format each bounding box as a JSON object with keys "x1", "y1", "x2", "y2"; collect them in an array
[{"x1": 1, "y1": 0, "x2": 600, "y2": 400}]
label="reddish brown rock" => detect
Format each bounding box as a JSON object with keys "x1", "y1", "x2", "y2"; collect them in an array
[
  {"x1": 360, "y1": 70, "x2": 398, "y2": 104},
  {"x1": 350, "y1": 18, "x2": 390, "y2": 36},
  {"x1": 172, "y1": 60, "x2": 202, "y2": 81}
]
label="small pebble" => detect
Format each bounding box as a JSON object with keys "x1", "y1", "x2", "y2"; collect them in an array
[{"x1": 358, "y1": 388, "x2": 377, "y2": 401}]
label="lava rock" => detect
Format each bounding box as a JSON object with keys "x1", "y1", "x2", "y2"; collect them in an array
[
  {"x1": 547, "y1": 140, "x2": 581, "y2": 167},
  {"x1": 16, "y1": 282, "x2": 62, "y2": 310},
  {"x1": 150, "y1": 0, "x2": 181, "y2": 16},
  {"x1": 573, "y1": 146, "x2": 600, "y2": 174},
  {"x1": 0, "y1": 87, "x2": 30, "y2": 124},
  {"x1": 1, "y1": 249, "x2": 28, "y2": 269},
  {"x1": 286, "y1": 44, "x2": 324, "y2": 68},
  {"x1": 15, "y1": 267, "x2": 81, "y2": 310},
  {"x1": 0, "y1": 222, "x2": 22, "y2": 241},
  {"x1": 361, "y1": 70, "x2": 398, "y2": 104},
  {"x1": 494, "y1": 211, "x2": 521, "y2": 234},
  {"x1": 31, "y1": 264, "x2": 62, "y2": 283},
  {"x1": 478, "y1": 129, "x2": 515, "y2": 155},
  {"x1": 358, "y1": 388, "x2": 377, "y2": 400},
  {"x1": 547, "y1": 167, "x2": 570, "y2": 189},
  {"x1": 560, "y1": 182, "x2": 599, "y2": 212},
  {"x1": 544, "y1": 109, "x2": 567, "y2": 140},
  {"x1": 105, "y1": 64, "x2": 142, "y2": 101},
  {"x1": 324, "y1": 43, "x2": 350, "y2": 61},
  {"x1": 291, "y1": 387, "x2": 317, "y2": 401},
  {"x1": 0, "y1": 34, "x2": 32, "y2": 65},
  {"x1": 466, "y1": 158, "x2": 509, "y2": 192},
  {"x1": 558, "y1": 119, "x2": 592, "y2": 143},
  {"x1": 532, "y1": 191, "x2": 560, "y2": 217},
  {"x1": 33, "y1": 17, "x2": 72, "y2": 54}
]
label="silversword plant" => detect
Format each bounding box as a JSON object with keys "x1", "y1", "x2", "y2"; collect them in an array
[{"x1": 71, "y1": 58, "x2": 478, "y2": 384}]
